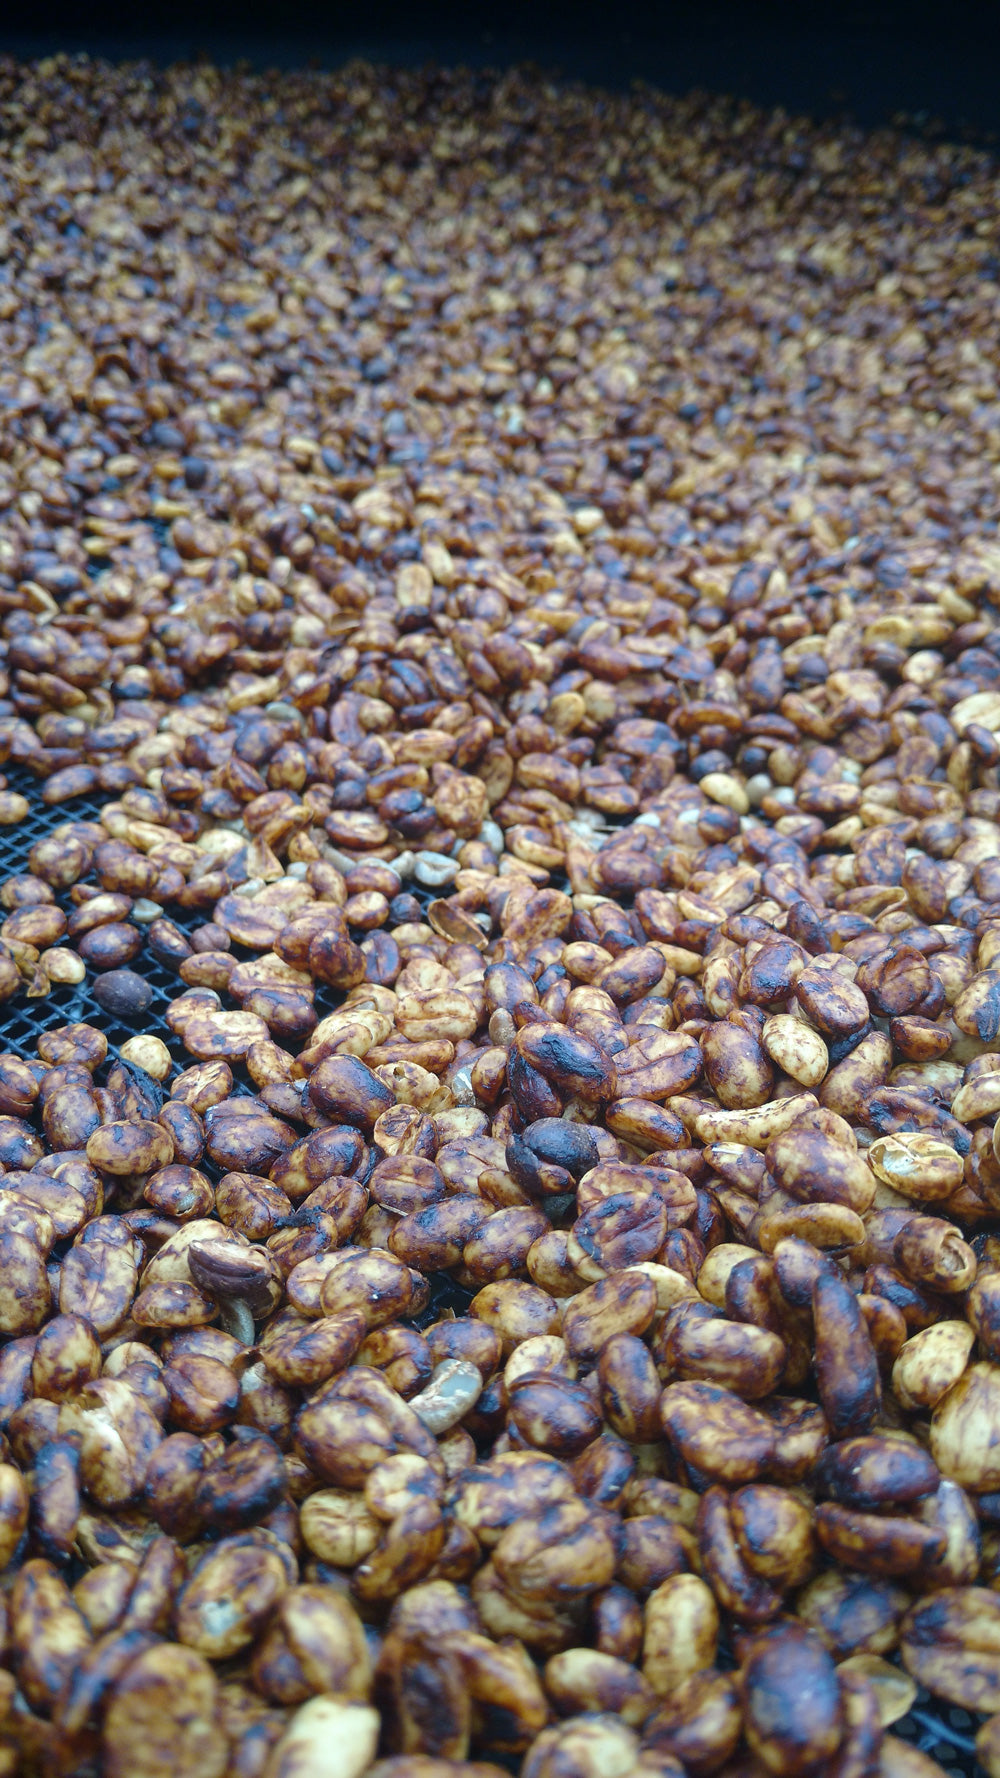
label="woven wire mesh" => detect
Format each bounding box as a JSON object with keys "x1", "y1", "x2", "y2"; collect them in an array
[
  {"x1": 0, "y1": 769, "x2": 986, "y2": 1771},
  {"x1": 0, "y1": 761, "x2": 194, "y2": 1062},
  {"x1": 0, "y1": 760, "x2": 373, "y2": 1064},
  {"x1": 895, "y1": 1689, "x2": 980, "y2": 1775}
]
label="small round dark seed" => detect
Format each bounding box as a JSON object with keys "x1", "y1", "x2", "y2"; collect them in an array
[{"x1": 91, "y1": 970, "x2": 154, "y2": 1019}]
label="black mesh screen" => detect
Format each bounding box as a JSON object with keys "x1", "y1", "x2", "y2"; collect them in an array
[{"x1": 894, "y1": 1691, "x2": 979, "y2": 1775}]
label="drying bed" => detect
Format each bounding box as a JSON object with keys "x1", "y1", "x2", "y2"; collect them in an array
[{"x1": 0, "y1": 50, "x2": 998, "y2": 1778}]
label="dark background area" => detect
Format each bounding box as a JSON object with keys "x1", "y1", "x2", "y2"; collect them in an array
[{"x1": 1, "y1": 0, "x2": 999, "y2": 145}]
